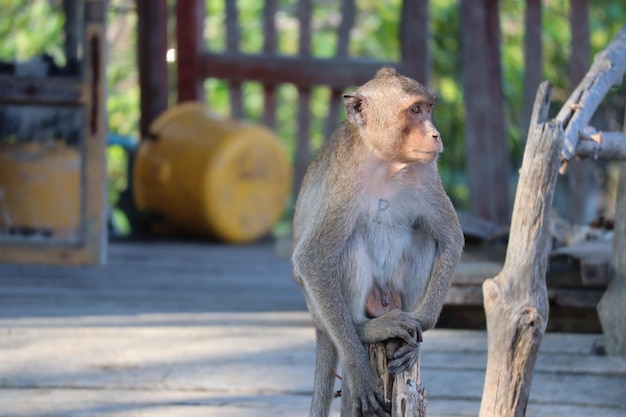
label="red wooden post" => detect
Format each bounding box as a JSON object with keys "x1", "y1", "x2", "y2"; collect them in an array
[
  {"x1": 225, "y1": 0, "x2": 243, "y2": 118},
  {"x1": 567, "y1": 0, "x2": 598, "y2": 224},
  {"x1": 293, "y1": 0, "x2": 313, "y2": 195},
  {"x1": 400, "y1": 0, "x2": 430, "y2": 84},
  {"x1": 261, "y1": 0, "x2": 278, "y2": 130},
  {"x1": 137, "y1": 0, "x2": 169, "y2": 137},
  {"x1": 176, "y1": 0, "x2": 204, "y2": 102},
  {"x1": 460, "y1": 0, "x2": 511, "y2": 226},
  {"x1": 523, "y1": 0, "x2": 542, "y2": 136},
  {"x1": 323, "y1": 0, "x2": 356, "y2": 141}
]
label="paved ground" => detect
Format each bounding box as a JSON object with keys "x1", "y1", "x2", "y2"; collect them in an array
[{"x1": 0, "y1": 241, "x2": 624, "y2": 416}]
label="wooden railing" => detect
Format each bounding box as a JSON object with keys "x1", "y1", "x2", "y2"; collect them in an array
[{"x1": 175, "y1": 0, "x2": 429, "y2": 194}]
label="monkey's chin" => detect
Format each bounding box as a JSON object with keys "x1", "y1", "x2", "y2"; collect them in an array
[{"x1": 413, "y1": 151, "x2": 440, "y2": 164}]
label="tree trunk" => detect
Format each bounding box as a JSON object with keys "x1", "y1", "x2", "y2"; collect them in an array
[
  {"x1": 479, "y1": 81, "x2": 564, "y2": 417},
  {"x1": 366, "y1": 342, "x2": 426, "y2": 417},
  {"x1": 597, "y1": 104, "x2": 626, "y2": 356}
]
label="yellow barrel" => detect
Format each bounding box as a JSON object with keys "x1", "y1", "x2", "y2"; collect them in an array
[
  {"x1": 133, "y1": 102, "x2": 292, "y2": 243},
  {"x1": 0, "y1": 142, "x2": 81, "y2": 241}
]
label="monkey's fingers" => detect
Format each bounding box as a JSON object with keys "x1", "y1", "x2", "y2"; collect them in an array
[
  {"x1": 414, "y1": 325, "x2": 423, "y2": 343},
  {"x1": 396, "y1": 328, "x2": 418, "y2": 346},
  {"x1": 388, "y1": 344, "x2": 419, "y2": 375},
  {"x1": 371, "y1": 391, "x2": 391, "y2": 417},
  {"x1": 385, "y1": 339, "x2": 401, "y2": 359},
  {"x1": 353, "y1": 393, "x2": 389, "y2": 417},
  {"x1": 405, "y1": 321, "x2": 423, "y2": 343},
  {"x1": 390, "y1": 312, "x2": 422, "y2": 344}
]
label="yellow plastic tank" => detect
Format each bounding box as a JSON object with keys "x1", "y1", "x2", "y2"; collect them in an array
[
  {"x1": 133, "y1": 102, "x2": 292, "y2": 243},
  {"x1": 0, "y1": 142, "x2": 81, "y2": 241}
]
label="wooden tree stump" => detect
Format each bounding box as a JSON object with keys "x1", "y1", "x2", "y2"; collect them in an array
[
  {"x1": 478, "y1": 81, "x2": 564, "y2": 417},
  {"x1": 340, "y1": 341, "x2": 426, "y2": 416},
  {"x1": 368, "y1": 341, "x2": 426, "y2": 417}
]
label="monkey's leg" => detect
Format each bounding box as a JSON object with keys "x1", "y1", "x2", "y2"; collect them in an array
[
  {"x1": 310, "y1": 328, "x2": 338, "y2": 417},
  {"x1": 339, "y1": 370, "x2": 353, "y2": 417}
]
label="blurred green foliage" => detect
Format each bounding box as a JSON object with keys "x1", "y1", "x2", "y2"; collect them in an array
[
  {"x1": 0, "y1": 0, "x2": 66, "y2": 63},
  {"x1": 0, "y1": 0, "x2": 624, "y2": 231}
]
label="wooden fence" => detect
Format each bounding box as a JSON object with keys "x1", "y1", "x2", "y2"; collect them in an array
[{"x1": 136, "y1": 0, "x2": 609, "y2": 227}]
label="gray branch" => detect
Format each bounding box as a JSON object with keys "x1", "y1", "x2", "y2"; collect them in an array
[
  {"x1": 575, "y1": 127, "x2": 626, "y2": 160},
  {"x1": 556, "y1": 24, "x2": 626, "y2": 164}
]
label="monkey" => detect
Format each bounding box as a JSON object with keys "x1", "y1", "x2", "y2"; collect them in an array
[{"x1": 291, "y1": 67, "x2": 464, "y2": 417}]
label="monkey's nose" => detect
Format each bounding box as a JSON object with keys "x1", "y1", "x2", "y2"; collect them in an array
[{"x1": 432, "y1": 133, "x2": 441, "y2": 142}]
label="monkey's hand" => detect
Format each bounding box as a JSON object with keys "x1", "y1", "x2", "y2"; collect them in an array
[
  {"x1": 347, "y1": 359, "x2": 391, "y2": 417},
  {"x1": 386, "y1": 338, "x2": 420, "y2": 375},
  {"x1": 356, "y1": 309, "x2": 421, "y2": 346}
]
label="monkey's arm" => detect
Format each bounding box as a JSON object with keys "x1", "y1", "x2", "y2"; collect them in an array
[
  {"x1": 292, "y1": 191, "x2": 390, "y2": 417},
  {"x1": 355, "y1": 310, "x2": 421, "y2": 345},
  {"x1": 384, "y1": 189, "x2": 463, "y2": 375},
  {"x1": 412, "y1": 191, "x2": 464, "y2": 331},
  {"x1": 292, "y1": 204, "x2": 366, "y2": 358}
]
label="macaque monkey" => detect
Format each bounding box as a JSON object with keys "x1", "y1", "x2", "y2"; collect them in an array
[{"x1": 291, "y1": 67, "x2": 464, "y2": 417}]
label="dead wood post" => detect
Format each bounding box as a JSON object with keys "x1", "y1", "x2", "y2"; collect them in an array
[
  {"x1": 553, "y1": 23, "x2": 626, "y2": 356},
  {"x1": 478, "y1": 81, "x2": 564, "y2": 417},
  {"x1": 367, "y1": 342, "x2": 426, "y2": 417},
  {"x1": 597, "y1": 103, "x2": 626, "y2": 356},
  {"x1": 340, "y1": 341, "x2": 426, "y2": 416}
]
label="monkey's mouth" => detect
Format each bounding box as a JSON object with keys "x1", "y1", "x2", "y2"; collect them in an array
[
  {"x1": 414, "y1": 150, "x2": 441, "y2": 157},
  {"x1": 412, "y1": 150, "x2": 441, "y2": 162}
]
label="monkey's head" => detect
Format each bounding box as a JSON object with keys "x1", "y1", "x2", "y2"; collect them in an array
[{"x1": 343, "y1": 67, "x2": 442, "y2": 164}]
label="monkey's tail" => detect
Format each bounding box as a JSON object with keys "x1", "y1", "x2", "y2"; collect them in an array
[{"x1": 310, "y1": 328, "x2": 338, "y2": 417}]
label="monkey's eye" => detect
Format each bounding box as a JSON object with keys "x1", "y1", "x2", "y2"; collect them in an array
[{"x1": 410, "y1": 104, "x2": 422, "y2": 114}]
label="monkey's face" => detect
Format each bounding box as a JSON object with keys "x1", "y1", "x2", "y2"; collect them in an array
[
  {"x1": 345, "y1": 68, "x2": 442, "y2": 165},
  {"x1": 390, "y1": 97, "x2": 442, "y2": 164}
]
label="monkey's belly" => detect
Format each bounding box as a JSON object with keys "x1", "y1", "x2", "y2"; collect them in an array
[{"x1": 365, "y1": 282, "x2": 402, "y2": 318}]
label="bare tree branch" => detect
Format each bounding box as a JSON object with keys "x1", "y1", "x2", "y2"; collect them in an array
[
  {"x1": 556, "y1": 24, "x2": 626, "y2": 169},
  {"x1": 575, "y1": 127, "x2": 626, "y2": 160}
]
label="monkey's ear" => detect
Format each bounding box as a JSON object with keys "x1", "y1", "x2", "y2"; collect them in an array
[{"x1": 343, "y1": 93, "x2": 366, "y2": 125}]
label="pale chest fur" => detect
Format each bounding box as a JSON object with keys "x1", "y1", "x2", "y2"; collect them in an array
[
  {"x1": 342, "y1": 163, "x2": 438, "y2": 320},
  {"x1": 361, "y1": 191, "x2": 418, "y2": 283},
  {"x1": 362, "y1": 162, "x2": 431, "y2": 270}
]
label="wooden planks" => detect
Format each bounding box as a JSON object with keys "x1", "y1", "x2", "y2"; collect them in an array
[
  {"x1": 0, "y1": 241, "x2": 624, "y2": 416},
  {"x1": 0, "y1": 309, "x2": 623, "y2": 416},
  {"x1": 446, "y1": 238, "x2": 611, "y2": 311},
  {"x1": 0, "y1": 237, "x2": 607, "y2": 316}
]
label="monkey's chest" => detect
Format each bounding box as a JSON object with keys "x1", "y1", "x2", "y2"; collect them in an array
[
  {"x1": 357, "y1": 195, "x2": 428, "y2": 317},
  {"x1": 361, "y1": 197, "x2": 417, "y2": 282},
  {"x1": 359, "y1": 215, "x2": 411, "y2": 318}
]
